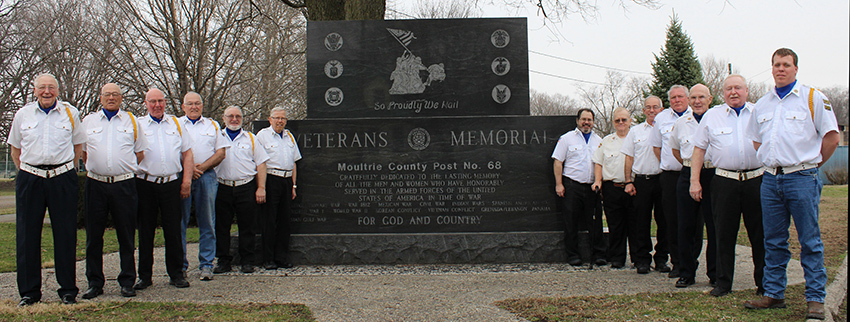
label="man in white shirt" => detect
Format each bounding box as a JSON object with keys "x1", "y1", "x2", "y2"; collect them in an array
[
  {"x1": 213, "y1": 106, "x2": 269, "y2": 274},
  {"x1": 669, "y1": 84, "x2": 716, "y2": 289},
  {"x1": 591, "y1": 108, "x2": 632, "y2": 269},
  {"x1": 256, "y1": 107, "x2": 302, "y2": 270},
  {"x1": 689, "y1": 75, "x2": 765, "y2": 297},
  {"x1": 8, "y1": 74, "x2": 86, "y2": 306},
  {"x1": 743, "y1": 48, "x2": 840, "y2": 320},
  {"x1": 179, "y1": 92, "x2": 229, "y2": 281},
  {"x1": 649, "y1": 85, "x2": 691, "y2": 278},
  {"x1": 622, "y1": 96, "x2": 670, "y2": 275},
  {"x1": 552, "y1": 108, "x2": 605, "y2": 267},
  {"x1": 81, "y1": 83, "x2": 149, "y2": 299},
  {"x1": 133, "y1": 88, "x2": 194, "y2": 291}
]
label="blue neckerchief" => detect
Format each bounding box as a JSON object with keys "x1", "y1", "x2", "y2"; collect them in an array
[
  {"x1": 188, "y1": 116, "x2": 200, "y2": 124},
  {"x1": 150, "y1": 115, "x2": 162, "y2": 123},
  {"x1": 40, "y1": 101, "x2": 57, "y2": 114},
  {"x1": 581, "y1": 131, "x2": 591, "y2": 143},
  {"x1": 225, "y1": 128, "x2": 241, "y2": 141},
  {"x1": 674, "y1": 109, "x2": 686, "y2": 117},
  {"x1": 693, "y1": 112, "x2": 705, "y2": 123},
  {"x1": 730, "y1": 104, "x2": 744, "y2": 116},
  {"x1": 102, "y1": 108, "x2": 119, "y2": 121},
  {"x1": 775, "y1": 80, "x2": 797, "y2": 99},
  {"x1": 276, "y1": 131, "x2": 284, "y2": 138}
]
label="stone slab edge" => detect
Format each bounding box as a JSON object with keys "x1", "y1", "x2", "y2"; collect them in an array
[
  {"x1": 823, "y1": 254, "x2": 848, "y2": 322},
  {"x1": 288, "y1": 231, "x2": 568, "y2": 265}
]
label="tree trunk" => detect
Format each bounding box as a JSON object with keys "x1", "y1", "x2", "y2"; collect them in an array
[{"x1": 305, "y1": 0, "x2": 384, "y2": 21}]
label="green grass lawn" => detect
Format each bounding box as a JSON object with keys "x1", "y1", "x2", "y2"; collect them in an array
[
  {"x1": 0, "y1": 301, "x2": 313, "y2": 321},
  {"x1": 0, "y1": 224, "x2": 200, "y2": 273},
  {"x1": 498, "y1": 185, "x2": 848, "y2": 322}
]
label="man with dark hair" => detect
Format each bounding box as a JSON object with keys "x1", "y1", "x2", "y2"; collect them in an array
[
  {"x1": 744, "y1": 48, "x2": 839, "y2": 321},
  {"x1": 8, "y1": 74, "x2": 85, "y2": 306},
  {"x1": 552, "y1": 108, "x2": 605, "y2": 267}
]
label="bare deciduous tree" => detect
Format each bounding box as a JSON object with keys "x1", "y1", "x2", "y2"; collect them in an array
[
  {"x1": 530, "y1": 89, "x2": 577, "y2": 116},
  {"x1": 576, "y1": 71, "x2": 646, "y2": 136}
]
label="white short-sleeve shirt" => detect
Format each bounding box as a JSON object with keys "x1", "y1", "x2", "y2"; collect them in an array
[
  {"x1": 137, "y1": 114, "x2": 193, "y2": 177},
  {"x1": 215, "y1": 129, "x2": 270, "y2": 181},
  {"x1": 551, "y1": 128, "x2": 602, "y2": 184},
  {"x1": 592, "y1": 132, "x2": 628, "y2": 183},
  {"x1": 178, "y1": 116, "x2": 230, "y2": 164},
  {"x1": 650, "y1": 107, "x2": 691, "y2": 171},
  {"x1": 746, "y1": 82, "x2": 840, "y2": 168},
  {"x1": 256, "y1": 127, "x2": 302, "y2": 171},
  {"x1": 620, "y1": 122, "x2": 661, "y2": 176},
  {"x1": 7, "y1": 100, "x2": 86, "y2": 165},
  {"x1": 83, "y1": 109, "x2": 149, "y2": 176},
  {"x1": 692, "y1": 103, "x2": 760, "y2": 171},
  {"x1": 669, "y1": 110, "x2": 711, "y2": 162}
]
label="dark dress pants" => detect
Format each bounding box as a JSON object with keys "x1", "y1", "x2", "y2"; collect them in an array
[
  {"x1": 136, "y1": 179, "x2": 184, "y2": 281},
  {"x1": 676, "y1": 166, "x2": 717, "y2": 282},
  {"x1": 16, "y1": 170, "x2": 79, "y2": 300},
  {"x1": 711, "y1": 175, "x2": 765, "y2": 292},
  {"x1": 630, "y1": 174, "x2": 665, "y2": 267},
  {"x1": 215, "y1": 180, "x2": 257, "y2": 264},
  {"x1": 562, "y1": 177, "x2": 605, "y2": 262},
  {"x1": 85, "y1": 178, "x2": 137, "y2": 288},
  {"x1": 602, "y1": 182, "x2": 633, "y2": 265},
  {"x1": 263, "y1": 174, "x2": 293, "y2": 264},
  {"x1": 660, "y1": 170, "x2": 680, "y2": 270}
]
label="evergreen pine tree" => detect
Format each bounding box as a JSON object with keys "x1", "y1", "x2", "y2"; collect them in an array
[{"x1": 649, "y1": 14, "x2": 705, "y2": 109}]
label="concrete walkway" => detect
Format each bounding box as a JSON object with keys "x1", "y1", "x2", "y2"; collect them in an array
[{"x1": 0, "y1": 241, "x2": 827, "y2": 321}]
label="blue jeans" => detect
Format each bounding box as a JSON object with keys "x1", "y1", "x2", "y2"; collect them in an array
[
  {"x1": 181, "y1": 170, "x2": 218, "y2": 270},
  {"x1": 760, "y1": 168, "x2": 826, "y2": 303}
]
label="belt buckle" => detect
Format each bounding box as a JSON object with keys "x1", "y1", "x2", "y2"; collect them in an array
[
  {"x1": 156, "y1": 176, "x2": 165, "y2": 184},
  {"x1": 106, "y1": 176, "x2": 115, "y2": 183},
  {"x1": 738, "y1": 171, "x2": 744, "y2": 181},
  {"x1": 776, "y1": 167, "x2": 784, "y2": 175}
]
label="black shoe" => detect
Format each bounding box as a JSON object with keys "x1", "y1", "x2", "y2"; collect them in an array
[
  {"x1": 710, "y1": 287, "x2": 731, "y2": 297},
  {"x1": 213, "y1": 260, "x2": 232, "y2": 274},
  {"x1": 60, "y1": 294, "x2": 76, "y2": 305},
  {"x1": 568, "y1": 258, "x2": 582, "y2": 266},
  {"x1": 636, "y1": 265, "x2": 650, "y2": 274},
  {"x1": 169, "y1": 278, "x2": 190, "y2": 288},
  {"x1": 594, "y1": 258, "x2": 608, "y2": 266},
  {"x1": 133, "y1": 279, "x2": 152, "y2": 290},
  {"x1": 667, "y1": 268, "x2": 680, "y2": 278},
  {"x1": 710, "y1": 279, "x2": 717, "y2": 287},
  {"x1": 675, "y1": 277, "x2": 695, "y2": 288},
  {"x1": 263, "y1": 262, "x2": 278, "y2": 270},
  {"x1": 120, "y1": 286, "x2": 136, "y2": 297},
  {"x1": 611, "y1": 262, "x2": 625, "y2": 269},
  {"x1": 81, "y1": 287, "x2": 103, "y2": 299},
  {"x1": 276, "y1": 261, "x2": 294, "y2": 269},
  {"x1": 655, "y1": 263, "x2": 672, "y2": 273},
  {"x1": 240, "y1": 265, "x2": 255, "y2": 273},
  {"x1": 18, "y1": 296, "x2": 39, "y2": 307}
]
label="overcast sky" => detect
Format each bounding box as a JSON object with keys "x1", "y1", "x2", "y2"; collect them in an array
[{"x1": 397, "y1": 0, "x2": 850, "y2": 97}]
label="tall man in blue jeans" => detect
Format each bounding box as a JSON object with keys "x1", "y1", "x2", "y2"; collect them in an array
[
  {"x1": 743, "y1": 48, "x2": 839, "y2": 321},
  {"x1": 179, "y1": 92, "x2": 229, "y2": 281}
]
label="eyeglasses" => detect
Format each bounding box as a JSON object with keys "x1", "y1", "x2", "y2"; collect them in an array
[
  {"x1": 146, "y1": 99, "x2": 166, "y2": 104},
  {"x1": 36, "y1": 85, "x2": 57, "y2": 91},
  {"x1": 270, "y1": 117, "x2": 287, "y2": 121},
  {"x1": 224, "y1": 115, "x2": 242, "y2": 119},
  {"x1": 101, "y1": 92, "x2": 122, "y2": 97},
  {"x1": 614, "y1": 118, "x2": 629, "y2": 123},
  {"x1": 184, "y1": 102, "x2": 202, "y2": 106}
]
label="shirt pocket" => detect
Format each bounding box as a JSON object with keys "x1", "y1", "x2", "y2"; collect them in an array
[
  {"x1": 711, "y1": 127, "x2": 734, "y2": 147},
  {"x1": 86, "y1": 126, "x2": 104, "y2": 144},
  {"x1": 660, "y1": 126, "x2": 674, "y2": 139},
  {"x1": 117, "y1": 126, "x2": 136, "y2": 145},
  {"x1": 783, "y1": 111, "x2": 808, "y2": 134}
]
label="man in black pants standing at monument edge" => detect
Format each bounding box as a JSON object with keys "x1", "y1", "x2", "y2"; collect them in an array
[{"x1": 552, "y1": 108, "x2": 606, "y2": 267}]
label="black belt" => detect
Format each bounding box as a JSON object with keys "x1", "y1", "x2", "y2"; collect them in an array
[{"x1": 633, "y1": 174, "x2": 658, "y2": 180}]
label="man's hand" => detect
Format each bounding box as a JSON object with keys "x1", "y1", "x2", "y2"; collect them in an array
[
  {"x1": 555, "y1": 184, "x2": 565, "y2": 197},
  {"x1": 256, "y1": 187, "x2": 266, "y2": 204},
  {"x1": 292, "y1": 186, "x2": 297, "y2": 200},
  {"x1": 689, "y1": 181, "x2": 702, "y2": 202},
  {"x1": 625, "y1": 183, "x2": 636, "y2": 196},
  {"x1": 591, "y1": 181, "x2": 601, "y2": 193},
  {"x1": 193, "y1": 163, "x2": 204, "y2": 180},
  {"x1": 180, "y1": 180, "x2": 191, "y2": 199}
]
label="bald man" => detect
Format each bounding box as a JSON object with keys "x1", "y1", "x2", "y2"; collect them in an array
[
  {"x1": 669, "y1": 84, "x2": 717, "y2": 289},
  {"x1": 81, "y1": 83, "x2": 148, "y2": 299}
]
